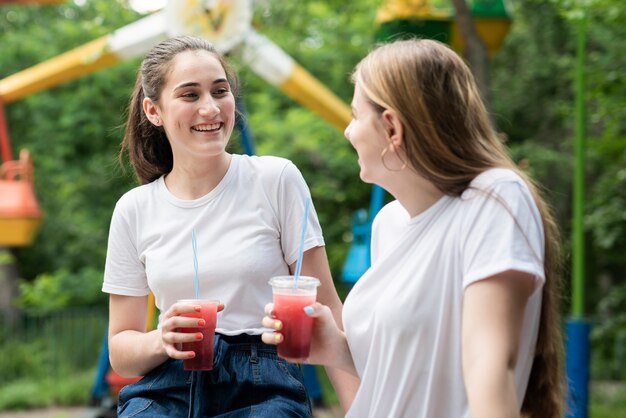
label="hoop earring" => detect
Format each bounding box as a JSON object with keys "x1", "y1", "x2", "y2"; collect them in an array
[{"x1": 381, "y1": 146, "x2": 407, "y2": 172}]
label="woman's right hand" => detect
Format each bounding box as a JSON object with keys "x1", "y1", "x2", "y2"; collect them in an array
[
  {"x1": 160, "y1": 301, "x2": 224, "y2": 360},
  {"x1": 261, "y1": 302, "x2": 356, "y2": 374}
]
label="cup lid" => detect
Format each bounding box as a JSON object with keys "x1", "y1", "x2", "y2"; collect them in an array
[
  {"x1": 268, "y1": 275, "x2": 320, "y2": 289},
  {"x1": 177, "y1": 299, "x2": 220, "y2": 304}
]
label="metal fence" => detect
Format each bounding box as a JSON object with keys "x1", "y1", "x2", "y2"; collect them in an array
[{"x1": 0, "y1": 307, "x2": 108, "y2": 382}]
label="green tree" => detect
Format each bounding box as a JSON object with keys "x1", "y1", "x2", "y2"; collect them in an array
[
  {"x1": 1, "y1": 2, "x2": 624, "y2": 381},
  {"x1": 1, "y1": 1, "x2": 141, "y2": 305}
]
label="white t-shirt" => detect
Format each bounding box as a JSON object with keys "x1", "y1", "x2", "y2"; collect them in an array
[
  {"x1": 102, "y1": 154, "x2": 324, "y2": 334},
  {"x1": 343, "y1": 168, "x2": 545, "y2": 418}
]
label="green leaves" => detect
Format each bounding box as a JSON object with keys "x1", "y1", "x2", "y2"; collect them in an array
[{"x1": 2, "y1": 1, "x2": 625, "y2": 334}]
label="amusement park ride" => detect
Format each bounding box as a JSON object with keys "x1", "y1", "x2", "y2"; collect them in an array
[
  {"x1": 0, "y1": 0, "x2": 512, "y2": 273},
  {"x1": 0, "y1": 0, "x2": 355, "y2": 247}
]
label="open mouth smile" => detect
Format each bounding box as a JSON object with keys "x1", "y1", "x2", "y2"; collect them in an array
[{"x1": 192, "y1": 123, "x2": 222, "y2": 132}]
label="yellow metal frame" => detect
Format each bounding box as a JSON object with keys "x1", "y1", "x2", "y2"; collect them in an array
[
  {"x1": 146, "y1": 293, "x2": 156, "y2": 331},
  {"x1": 0, "y1": 36, "x2": 119, "y2": 104},
  {"x1": 280, "y1": 64, "x2": 351, "y2": 131},
  {"x1": 0, "y1": 217, "x2": 42, "y2": 246},
  {"x1": 451, "y1": 18, "x2": 512, "y2": 57}
]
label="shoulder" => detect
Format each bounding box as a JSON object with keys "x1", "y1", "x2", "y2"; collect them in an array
[
  {"x1": 469, "y1": 167, "x2": 525, "y2": 189},
  {"x1": 373, "y1": 200, "x2": 408, "y2": 228},
  {"x1": 235, "y1": 154, "x2": 304, "y2": 185},
  {"x1": 462, "y1": 168, "x2": 532, "y2": 202},
  {"x1": 236, "y1": 154, "x2": 293, "y2": 173},
  {"x1": 113, "y1": 178, "x2": 160, "y2": 214},
  {"x1": 377, "y1": 200, "x2": 406, "y2": 218},
  {"x1": 459, "y1": 168, "x2": 541, "y2": 229}
]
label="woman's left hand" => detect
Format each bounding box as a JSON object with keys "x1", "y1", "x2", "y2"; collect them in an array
[{"x1": 261, "y1": 302, "x2": 357, "y2": 375}]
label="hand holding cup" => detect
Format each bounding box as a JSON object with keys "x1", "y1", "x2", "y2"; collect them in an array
[
  {"x1": 262, "y1": 301, "x2": 353, "y2": 372},
  {"x1": 161, "y1": 300, "x2": 222, "y2": 370}
]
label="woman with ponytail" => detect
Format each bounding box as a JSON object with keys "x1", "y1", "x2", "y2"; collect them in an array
[{"x1": 103, "y1": 36, "x2": 357, "y2": 417}]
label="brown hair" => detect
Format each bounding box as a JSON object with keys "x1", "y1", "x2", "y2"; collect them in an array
[
  {"x1": 354, "y1": 38, "x2": 564, "y2": 418},
  {"x1": 120, "y1": 36, "x2": 239, "y2": 184}
]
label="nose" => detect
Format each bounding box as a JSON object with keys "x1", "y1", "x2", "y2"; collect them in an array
[
  {"x1": 344, "y1": 121, "x2": 352, "y2": 141},
  {"x1": 199, "y1": 96, "x2": 220, "y2": 117}
]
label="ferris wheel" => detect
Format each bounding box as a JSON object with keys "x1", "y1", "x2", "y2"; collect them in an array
[
  {"x1": 0, "y1": 0, "x2": 513, "y2": 250},
  {"x1": 0, "y1": 0, "x2": 355, "y2": 247}
]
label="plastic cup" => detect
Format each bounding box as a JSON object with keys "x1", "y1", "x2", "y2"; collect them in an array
[
  {"x1": 269, "y1": 276, "x2": 321, "y2": 359},
  {"x1": 177, "y1": 299, "x2": 219, "y2": 371}
]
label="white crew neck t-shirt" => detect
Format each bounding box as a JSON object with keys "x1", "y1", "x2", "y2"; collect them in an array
[
  {"x1": 343, "y1": 168, "x2": 545, "y2": 418},
  {"x1": 102, "y1": 154, "x2": 324, "y2": 334}
]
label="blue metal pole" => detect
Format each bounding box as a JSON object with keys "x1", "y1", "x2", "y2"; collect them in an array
[
  {"x1": 236, "y1": 98, "x2": 256, "y2": 156},
  {"x1": 302, "y1": 364, "x2": 324, "y2": 405},
  {"x1": 369, "y1": 184, "x2": 385, "y2": 221},
  {"x1": 90, "y1": 329, "x2": 111, "y2": 404},
  {"x1": 566, "y1": 320, "x2": 590, "y2": 418}
]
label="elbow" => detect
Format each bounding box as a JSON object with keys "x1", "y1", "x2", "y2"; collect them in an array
[
  {"x1": 108, "y1": 341, "x2": 126, "y2": 377},
  {"x1": 108, "y1": 334, "x2": 139, "y2": 378}
]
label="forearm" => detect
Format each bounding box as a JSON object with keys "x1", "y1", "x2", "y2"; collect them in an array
[
  {"x1": 322, "y1": 310, "x2": 360, "y2": 412},
  {"x1": 294, "y1": 247, "x2": 360, "y2": 409},
  {"x1": 109, "y1": 328, "x2": 169, "y2": 377},
  {"x1": 462, "y1": 272, "x2": 534, "y2": 418},
  {"x1": 465, "y1": 361, "x2": 519, "y2": 418},
  {"x1": 324, "y1": 291, "x2": 359, "y2": 409},
  {"x1": 325, "y1": 365, "x2": 360, "y2": 412}
]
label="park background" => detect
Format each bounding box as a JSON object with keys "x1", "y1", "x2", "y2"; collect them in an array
[{"x1": 0, "y1": 0, "x2": 625, "y2": 417}]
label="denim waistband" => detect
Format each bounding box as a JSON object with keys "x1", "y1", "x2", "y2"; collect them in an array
[{"x1": 216, "y1": 333, "x2": 264, "y2": 345}]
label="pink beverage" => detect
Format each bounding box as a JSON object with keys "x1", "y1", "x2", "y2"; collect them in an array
[
  {"x1": 269, "y1": 276, "x2": 321, "y2": 359},
  {"x1": 273, "y1": 293, "x2": 316, "y2": 358},
  {"x1": 178, "y1": 299, "x2": 219, "y2": 371}
]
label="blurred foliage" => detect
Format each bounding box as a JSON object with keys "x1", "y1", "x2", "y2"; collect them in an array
[
  {"x1": 591, "y1": 282, "x2": 626, "y2": 380},
  {"x1": 589, "y1": 381, "x2": 626, "y2": 418},
  {"x1": 1, "y1": 1, "x2": 140, "y2": 290},
  {"x1": 0, "y1": 0, "x2": 624, "y2": 381},
  {"x1": 17, "y1": 267, "x2": 108, "y2": 311},
  {"x1": 492, "y1": 0, "x2": 626, "y2": 376},
  {"x1": 0, "y1": 308, "x2": 107, "y2": 393},
  {"x1": 0, "y1": 370, "x2": 94, "y2": 410}
]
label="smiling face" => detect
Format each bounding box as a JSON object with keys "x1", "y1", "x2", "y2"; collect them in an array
[
  {"x1": 143, "y1": 49, "x2": 236, "y2": 164},
  {"x1": 344, "y1": 83, "x2": 389, "y2": 184}
]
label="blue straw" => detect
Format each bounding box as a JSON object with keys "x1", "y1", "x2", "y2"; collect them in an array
[
  {"x1": 293, "y1": 198, "x2": 311, "y2": 287},
  {"x1": 192, "y1": 228, "x2": 200, "y2": 299}
]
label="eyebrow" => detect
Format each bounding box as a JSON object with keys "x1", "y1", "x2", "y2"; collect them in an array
[{"x1": 173, "y1": 78, "x2": 229, "y2": 91}]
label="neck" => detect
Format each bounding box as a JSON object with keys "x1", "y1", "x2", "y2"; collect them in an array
[
  {"x1": 382, "y1": 170, "x2": 445, "y2": 218},
  {"x1": 165, "y1": 153, "x2": 232, "y2": 200}
]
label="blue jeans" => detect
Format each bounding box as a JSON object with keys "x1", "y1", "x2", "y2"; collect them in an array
[{"x1": 117, "y1": 334, "x2": 312, "y2": 417}]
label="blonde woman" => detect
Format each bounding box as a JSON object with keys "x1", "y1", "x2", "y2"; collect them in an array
[{"x1": 263, "y1": 38, "x2": 565, "y2": 418}]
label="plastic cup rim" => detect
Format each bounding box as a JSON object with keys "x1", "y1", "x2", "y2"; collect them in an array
[
  {"x1": 177, "y1": 299, "x2": 221, "y2": 304},
  {"x1": 269, "y1": 275, "x2": 320, "y2": 288}
]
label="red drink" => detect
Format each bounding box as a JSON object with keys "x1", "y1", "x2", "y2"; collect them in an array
[
  {"x1": 273, "y1": 293, "x2": 316, "y2": 358},
  {"x1": 178, "y1": 299, "x2": 218, "y2": 371},
  {"x1": 269, "y1": 276, "x2": 320, "y2": 359}
]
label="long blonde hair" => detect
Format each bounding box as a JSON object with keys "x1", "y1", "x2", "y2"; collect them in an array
[{"x1": 354, "y1": 38, "x2": 565, "y2": 418}]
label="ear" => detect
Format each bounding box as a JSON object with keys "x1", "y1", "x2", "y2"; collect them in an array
[
  {"x1": 143, "y1": 97, "x2": 161, "y2": 126},
  {"x1": 381, "y1": 109, "x2": 404, "y2": 149}
]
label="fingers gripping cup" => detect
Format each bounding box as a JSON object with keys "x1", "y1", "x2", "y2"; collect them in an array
[
  {"x1": 178, "y1": 299, "x2": 219, "y2": 371},
  {"x1": 269, "y1": 276, "x2": 321, "y2": 359}
]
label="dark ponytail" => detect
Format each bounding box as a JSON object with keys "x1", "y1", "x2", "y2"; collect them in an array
[
  {"x1": 119, "y1": 75, "x2": 172, "y2": 184},
  {"x1": 119, "y1": 36, "x2": 239, "y2": 184}
]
